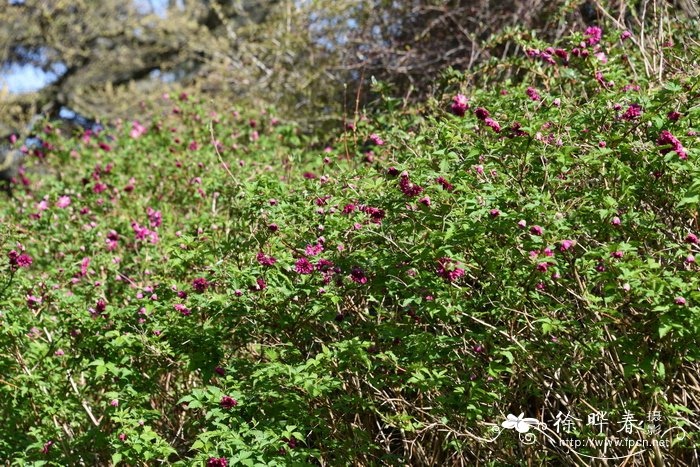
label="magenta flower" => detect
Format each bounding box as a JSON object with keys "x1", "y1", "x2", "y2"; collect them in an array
[
  {"x1": 369, "y1": 133, "x2": 385, "y2": 146},
  {"x1": 611, "y1": 217, "x2": 621, "y2": 225},
  {"x1": 474, "y1": 107, "x2": 490, "y2": 120},
  {"x1": 657, "y1": 130, "x2": 687, "y2": 159},
  {"x1": 106, "y1": 230, "x2": 119, "y2": 251},
  {"x1": 41, "y1": 440, "x2": 53, "y2": 454},
  {"x1": 132, "y1": 222, "x2": 155, "y2": 243},
  {"x1": 675, "y1": 296, "x2": 686, "y2": 305},
  {"x1": 268, "y1": 223, "x2": 279, "y2": 232},
  {"x1": 436, "y1": 257, "x2": 465, "y2": 282},
  {"x1": 295, "y1": 258, "x2": 314, "y2": 274},
  {"x1": 130, "y1": 121, "x2": 146, "y2": 139},
  {"x1": 526, "y1": 87, "x2": 541, "y2": 101},
  {"x1": 560, "y1": 240, "x2": 574, "y2": 252},
  {"x1": 26, "y1": 295, "x2": 42, "y2": 309},
  {"x1": 192, "y1": 277, "x2": 210, "y2": 293},
  {"x1": 584, "y1": 26, "x2": 603, "y2": 46},
  {"x1": 146, "y1": 207, "x2": 162, "y2": 228},
  {"x1": 399, "y1": 172, "x2": 424, "y2": 197},
  {"x1": 305, "y1": 243, "x2": 324, "y2": 256},
  {"x1": 436, "y1": 177, "x2": 454, "y2": 192},
  {"x1": 8, "y1": 250, "x2": 32, "y2": 269},
  {"x1": 484, "y1": 118, "x2": 501, "y2": 133},
  {"x1": 685, "y1": 233, "x2": 698, "y2": 244},
  {"x1": 621, "y1": 31, "x2": 631, "y2": 41},
  {"x1": 418, "y1": 196, "x2": 431, "y2": 207},
  {"x1": 536, "y1": 262, "x2": 549, "y2": 272},
  {"x1": 489, "y1": 209, "x2": 500, "y2": 218},
  {"x1": 350, "y1": 266, "x2": 368, "y2": 284},
  {"x1": 252, "y1": 278, "x2": 267, "y2": 291},
  {"x1": 56, "y1": 196, "x2": 71, "y2": 208},
  {"x1": 554, "y1": 49, "x2": 569, "y2": 60},
  {"x1": 530, "y1": 225, "x2": 544, "y2": 236},
  {"x1": 361, "y1": 206, "x2": 385, "y2": 224},
  {"x1": 621, "y1": 104, "x2": 642, "y2": 120},
  {"x1": 256, "y1": 252, "x2": 277, "y2": 266},
  {"x1": 174, "y1": 304, "x2": 191, "y2": 316},
  {"x1": 667, "y1": 111, "x2": 681, "y2": 122},
  {"x1": 207, "y1": 458, "x2": 228, "y2": 467},
  {"x1": 450, "y1": 94, "x2": 469, "y2": 116},
  {"x1": 220, "y1": 396, "x2": 238, "y2": 409},
  {"x1": 610, "y1": 251, "x2": 624, "y2": 259}
]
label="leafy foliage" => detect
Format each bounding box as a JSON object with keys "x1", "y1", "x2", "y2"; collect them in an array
[{"x1": 0, "y1": 23, "x2": 699, "y2": 465}]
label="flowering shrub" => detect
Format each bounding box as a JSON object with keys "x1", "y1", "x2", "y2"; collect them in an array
[{"x1": 0, "y1": 23, "x2": 698, "y2": 465}]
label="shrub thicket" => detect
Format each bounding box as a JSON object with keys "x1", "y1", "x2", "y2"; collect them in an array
[{"x1": 0, "y1": 22, "x2": 699, "y2": 466}]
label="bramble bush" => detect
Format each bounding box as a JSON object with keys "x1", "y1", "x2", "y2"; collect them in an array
[{"x1": 1, "y1": 24, "x2": 699, "y2": 465}]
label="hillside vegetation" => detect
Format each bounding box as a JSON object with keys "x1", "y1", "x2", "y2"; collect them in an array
[{"x1": 1, "y1": 22, "x2": 699, "y2": 466}]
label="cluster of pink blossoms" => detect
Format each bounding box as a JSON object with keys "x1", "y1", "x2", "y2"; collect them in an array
[
  {"x1": 399, "y1": 171, "x2": 424, "y2": 197},
  {"x1": 450, "y1": 94, "x2": 469, "y2": 116},
  {"x1": 656, "y1": 130, "x2": 687, "y2": 159},
  {"x1": 436, "y1": 257, "x2": 464, "y2": 282}
]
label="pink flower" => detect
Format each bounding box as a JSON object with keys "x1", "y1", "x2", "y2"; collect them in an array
[
  {"x1": 192, "y1": 277, "x2": 210, "y2": 293},
  {"x1": 530, "y1": 225, "x2": 543, "y2": 236},
  {"x1": 350, "y1": 266, "x2": 368, "y2": 284},
  {"x1": 675, "y1": 296, "x2": 686, "y2": 305},
  {"x1": 56, "y1": 196, "x2": 71, "y2": 208},
  {"x1": 526, "y1": 87, "x2": 541, "y2": 101},
  {"x1": 621, "y1": 104, "x2": 642, "y2": 120},
  {"x1": 450, "y1": 94, "x2": 469, "y2": 116},
  {"x1": 657, "y1": 130, "x2": 687, "y2": 159},
  {"x1": 256, "y1": 252, "x2": 277, "y2": 266},
  {"x1": 584, "y1": 26, "x2": 603, "y2": 46},
  {"x1": 369, "y1": 133, "x2": 385, "y2": 146},
  {"x1": 611, "y1": 217, "x2": 621, "y2": 225},
  {"x1": 220, "y1": 396, "x2": 237, "y2": 409},
  {"x1": 686, "y1": 255, "x2": 695, "y2": 263},
  {"x1": 667, "y1": 111, "x2": 681, "y2": 122},
  {"x1": 130, "y1": 121, "x2": 146, "y2": 139},
  {"x1": 174, "y1": 304, "x2": 191, "y2": 316},
  {"x1": 489, "y1": 209, "x2": 500, "y2": 218},
  {"x1": 560, "y1": 240, "x2": 574, "y2": 252},
  {"x1": 27, "y1": 295, "x2": 42, "y2": 309},
  {"x1": 110, "y1": 399, "x2": 119, "y2": 407},
  {"x1": 484, "y1": 118, "x2": 501, "y2": 133},
  {"x1": 621, "y1": 31, "x2": 631, "y2": 41},
  {"x1": 517, "y1": 219, "x2": 527, "y2": 229},
  {"x1": 398, "y1": 172, "x2": 424, "y2": 197},
  {"x1": 8, "y1": 250, "x2": 32, "y2": 269},
  {"x1": 146, "y1": 207, "x2": 162, "y2": 228},
  {"x1": 474, "y1": 107, "x2": 490, "y2": 120},
  {"x1": 610, "y1": 251, "x2": 624, "y2": 259},
  {"x1": 207, "y1": 458, "x2": 228, "y2": 467},
  {"x1": 295, "y1": 258, "x2": 314, "y2": 274},
  {"x1": 536, "y1": 262, "x2": 549, "y2": 272},
  {"x1": 436, "y1": 177, "x2": 454, "y2": 191},
  {"x1": 305, "y1": 243, "x2": 324, "y2": 256},
  {"x1": 685, "y1": 233, "x2": 698, "y2": 244},
  {"x1": 436, "y1": 257, "x2": 465, "y2": 282},
  {"x1": 418, "y1": 196, "x2": 431, "y2": 207}
]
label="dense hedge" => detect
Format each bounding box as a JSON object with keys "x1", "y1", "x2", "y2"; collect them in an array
[{"x1": 1, "y1": 25, "x2": 698, "y2": 465}]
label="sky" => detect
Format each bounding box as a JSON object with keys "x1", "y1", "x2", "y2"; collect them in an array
[{"x1": 1, "y1": 0, "x2": 170, "y2": 94}]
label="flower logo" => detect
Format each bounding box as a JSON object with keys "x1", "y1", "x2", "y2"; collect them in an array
[{"x1": 501, "y1": 413, "x2": 540, "y2": 433}]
